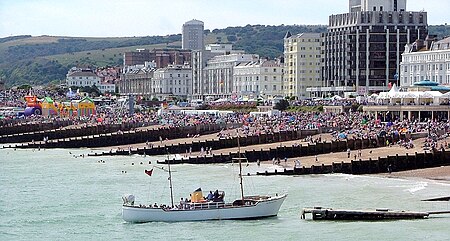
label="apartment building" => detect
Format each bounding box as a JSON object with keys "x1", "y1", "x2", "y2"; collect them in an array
[{"x1": 284, "y1": 32, "x2": 322, "y2": 99}]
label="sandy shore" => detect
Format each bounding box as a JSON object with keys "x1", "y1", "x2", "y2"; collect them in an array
[
  {"x1": 97, "y1": 127, "x2": 450, "y2": 180},
  {"x1": 384, "y1": 166, "x2": 450, "y2": 181}
]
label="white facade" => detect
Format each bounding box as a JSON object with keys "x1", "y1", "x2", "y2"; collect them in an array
[
  {"x1": 401, "y1": 38, "x2": 450, "y2": 87},
  {"x1": 192, "y1": 44, "x2": 245, "y2": 100},
  {"x1": 205, "y1": 44, "x2": 233, "y2": 52},
  {"x1": 233, "y1": 60, "x2": 284, "y2": 99},
  {"x1": 98, "y1": 83, "x2": 116, "y2": 93},
  {"x1": 203, "y1": 53, "x2": 259, "y2": 99},
  {"x1": 67, "y1": 71, "x2": 100, "y2": 87},
  {"x1": 350, "y1": 0, "x2": 406, "y2": 12},
  {"x1": 152, "y1": 65, "x2": 192, "y2": 100}
]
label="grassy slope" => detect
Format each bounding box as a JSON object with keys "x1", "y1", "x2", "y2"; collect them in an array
[{"x1": 44, "y1": 41, "x2": 182, "y2": 66}]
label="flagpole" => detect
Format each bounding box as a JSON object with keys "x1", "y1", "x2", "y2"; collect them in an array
[
  {"x1": 237, "y1": 129, "x2": 244, "y2": 203},
  {"x1": 167, "y1": 149, "x2": 174, "y2": 208}
]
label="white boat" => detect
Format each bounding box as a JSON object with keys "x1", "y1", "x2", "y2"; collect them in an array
[
  {"x1": 122, "y1": 133, "x2": 287, "y2": 223},
  {"x1": 122, "y1": 194, "x2": 287, "y2": 222}
]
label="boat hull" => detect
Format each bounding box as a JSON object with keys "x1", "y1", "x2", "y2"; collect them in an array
[{"x1": 122, "y1": 194, "x2": 287, "y2": 222}]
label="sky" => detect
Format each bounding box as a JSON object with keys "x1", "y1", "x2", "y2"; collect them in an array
[{"x1": 0, "y1": 0, "x2": 449, "y2": 38}]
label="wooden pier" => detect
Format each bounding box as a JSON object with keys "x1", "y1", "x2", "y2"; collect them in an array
[{"x1": 301, "y1": 207, "x2": 440, "y2": 220}]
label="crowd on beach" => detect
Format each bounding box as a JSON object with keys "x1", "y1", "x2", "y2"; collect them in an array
[{"x1": 2, "y1": 88, "x2": 450, "y2": 153}]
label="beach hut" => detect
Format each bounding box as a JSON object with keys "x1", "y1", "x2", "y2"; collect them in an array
[
  {"x1": 41, "y1": 97, "x2": 59, "y2": 116},
  {"x1": 75, "y1": 97, "x2": 96, "y2": 116}
]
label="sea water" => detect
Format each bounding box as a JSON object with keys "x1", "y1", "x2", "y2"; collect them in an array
[{"x1": 0, "y1": 147, "x2": 449, "y2": 241}]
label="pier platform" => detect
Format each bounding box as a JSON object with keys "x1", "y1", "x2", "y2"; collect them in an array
[{"x1": 301, "y1": 207, "x2": 431, "y2": 220}]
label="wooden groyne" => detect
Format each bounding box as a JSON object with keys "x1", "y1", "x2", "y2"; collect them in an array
[
  {"x1": 0, "y1": 122, "x2": 156, "y2": 144},
  {"x1": 0, "y1": 120, "x2": 74, "y2": 136},
  {"x1": 256, "y1": 149, "x2": 450, "y2": 176},
  {"x1": 88, "y1": 129, "x2": 319, "y2": 157},
  {"x1": 7, "y1": 124, "x2": 235, "y2": 149},
  {"x1": 154, "y1": 136, "x2": 404, "y2": 165}
]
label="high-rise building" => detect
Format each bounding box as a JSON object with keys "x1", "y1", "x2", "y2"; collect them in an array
[
  {"x1": 182, "y1": 19, "x2": 204, "y2": 51},
  {"x1": 284, "y1": 32, "x2": 322, "y2": 99},
  {"x1": 321, "y1": 0, "x2": 427, "y2": 96}
]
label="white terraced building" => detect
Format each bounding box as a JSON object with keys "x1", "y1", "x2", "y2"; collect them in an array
[
  {"x1": 203, "y1": 53, "x2": 259, "y2": 99},
  {"x1": 152, "y1": 65, "x2": 192, "y2": 100},
  {"x1": 400, "y1": 37, "x2": 450, "y2": 87},
  {"x1": 233, "y1": 59, "x2": 284, "y2": 100}
]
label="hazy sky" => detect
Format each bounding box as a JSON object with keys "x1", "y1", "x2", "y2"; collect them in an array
[{"x1": 0, "y1": 0, "x2": 448, "y2": 38}]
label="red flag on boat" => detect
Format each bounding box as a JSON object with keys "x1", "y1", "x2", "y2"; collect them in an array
[{"x1": 145, "y1": 169, "x2": 153, "y2": 176}]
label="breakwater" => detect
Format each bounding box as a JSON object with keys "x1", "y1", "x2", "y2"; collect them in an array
[
  {"x1": 0, "y1": 120, "x2": 74, "y2": 136},
  {"x1": 154, "y1": 136, "x2": 402, "y2": 165},
  {"x1": 7, "y1": 124, "x2": 237, "y2": 149},
  {"x1": 257, "y1": 149, "x2": 450, "y2": 176},
  {"x1": 88, "y1": 129, "x2": 319, "y2": 157},
  {"x1": 0, "y1": 122, "x2": 156, "y2": 144}
]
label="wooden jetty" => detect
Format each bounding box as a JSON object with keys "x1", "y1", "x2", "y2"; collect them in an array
[
  {"x1": 422, "y1": 196, "x2": 450, "y2": 202},
  {"x1": 301, "y1": 207, "x2": 436, "y2": 220}
]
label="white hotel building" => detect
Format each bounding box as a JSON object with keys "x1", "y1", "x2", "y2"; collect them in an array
[
  {"x1": 233, "y1": 60, "x2": 284, "y2": 100},
  {"x1": 152, "y1": 65, "x2": 192, "y2": 100},
  {"x1": 66, "y1": 68, "x2": 115, "y2": 94},
  {"x1": 400, "y1": 37, "x2": 450, "y2": 87}
]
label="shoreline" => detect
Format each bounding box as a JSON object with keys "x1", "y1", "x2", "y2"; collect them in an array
[{"x1": 380, "y1": 166, "x2": 450, "y2": 182}]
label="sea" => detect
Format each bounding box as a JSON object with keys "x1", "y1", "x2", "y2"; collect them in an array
[{"x1": 1, "y1": 147, "x2": 449, "y2": 241}]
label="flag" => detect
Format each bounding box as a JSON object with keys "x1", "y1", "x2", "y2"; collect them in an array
[{"x1": 145, "y1": 169, "x2": 153, "y2": 176}]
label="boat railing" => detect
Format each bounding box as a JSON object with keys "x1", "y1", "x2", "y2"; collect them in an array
[{"x1": 190, "y1": 202, "x2": 232, "y2": 210}]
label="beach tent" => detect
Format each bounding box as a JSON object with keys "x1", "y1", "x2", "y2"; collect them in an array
[
  {"x1": 331, "y1": 95, "x2": 343, "y2": 100},
  {"x1": 75, "y1": 97, "x2": 96, "y2": 116},
  {"x1": 41, "y1": 97, "x2": 59, "y2": 116}
]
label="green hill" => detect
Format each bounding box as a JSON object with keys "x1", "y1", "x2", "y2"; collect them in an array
[{"x1": 1, "y1": 24, "x2": 449, "y2": 87}]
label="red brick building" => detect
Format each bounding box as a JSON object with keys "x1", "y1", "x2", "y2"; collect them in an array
[{"x1": 123, "y1": 49, "x2": 191, "y2": 68}]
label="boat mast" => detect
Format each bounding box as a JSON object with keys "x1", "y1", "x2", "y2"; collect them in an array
[
  {"x1": 237, "y1": 130, "x2": 244, "y2": 202},
  {"x1": 167, "y1": 149, "x2": 174, "y2": 208}
]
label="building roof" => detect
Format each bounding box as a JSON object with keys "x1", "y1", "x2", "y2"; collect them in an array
[
  {"x1": 68, "y1": 71, "x2": 98, "y2": 77},
  {"x1": 184, "y1": 19, "x2": 204, "y2": 25},
  {"x1": 284, "y1": 31, "x2": 292, "y2": 39},
  {"x1": 431, "y1": 37, "x2": 450, "y2": 51}
]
